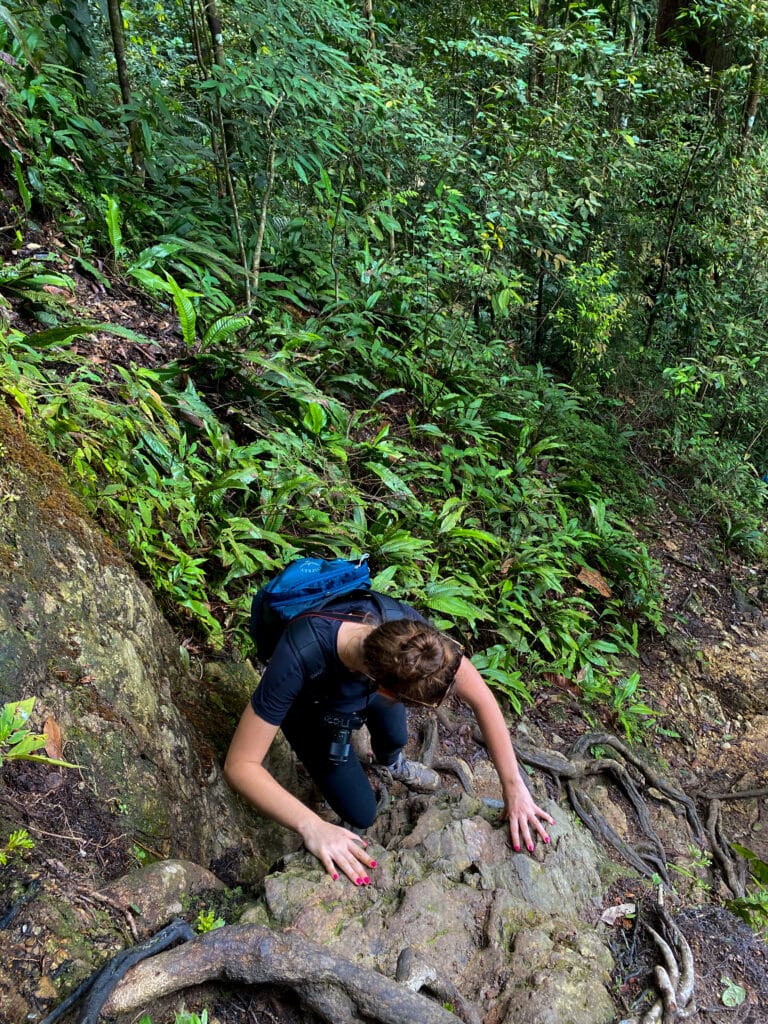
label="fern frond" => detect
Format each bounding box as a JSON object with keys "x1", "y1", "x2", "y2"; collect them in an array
[
  {"x1": 201, "y1": 315, "x2": 252, "y2": 350},
  {"x1": 164, "y1": 273, "x2": 198, "y2": 346}
]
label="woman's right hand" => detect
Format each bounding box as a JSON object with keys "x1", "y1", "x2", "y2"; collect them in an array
[{"x1": 299, "y1": 817, "x2": 377, "y2": 886}]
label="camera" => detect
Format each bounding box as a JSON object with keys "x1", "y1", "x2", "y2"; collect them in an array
[{"x1": 323, "y1": 712, "x2": 362, "y2": 765}]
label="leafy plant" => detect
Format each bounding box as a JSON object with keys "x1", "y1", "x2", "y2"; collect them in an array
[
  {"x1": 0, "y1": 828, "x2": 35, "y2": 866},
  {"x1": 728, "y1": 844, "x2": 768, "y2": 940},
  {"x1": 195, "y1": 908, "x2": 225, "y2": 933},
  {"x1": 0, "y1": 698, "x2": 77, "y2": 769},
  {"x1": 138, "y1": 1011, "x2": 208, "y2": 1024}
]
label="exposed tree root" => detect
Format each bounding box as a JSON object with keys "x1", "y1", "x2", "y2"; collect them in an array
[
  {"x1": 420, "y1": 718, "x2": 476, "y2": 794},
  {"x1": 705, "y1": 798, "x2": 747, "y2": 898},
  {"x1": 39, "y1": 918, "x2": 195, "y2": 1024},
  {"x1": 104, "y1": 924, "x2": 466, "y2": 1024},
  {"x1": 511, "y1": 731, "x2": 703, "y2": 882},
  {"x1": 638, "y1": 904, "x2": 696, "y2": 1023}
]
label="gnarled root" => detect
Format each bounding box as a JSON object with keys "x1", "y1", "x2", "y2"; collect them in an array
[
  {"x1": 640, "y1": 905, "x2": 696, "y2": 1024},
  {"x1": 396, "y1": 947, "x2": 483, "y2": 1024},
  {"x1": 705, "y1": 799, "x2": 747, "y2": 898},
  {"x1": 512, "y1": 732, "x2": 705, "y2": 882},
  {"x1": 105, "y1": 924, "x2": 465, "y2": 1024}
]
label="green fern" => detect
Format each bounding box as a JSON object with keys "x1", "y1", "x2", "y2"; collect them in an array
[
  {"x1": 165, "y1": 273, "x2": 198, "y2": 346},
  {"x1": 201, "y1": 315, "x2": 252, "y2": 350}
]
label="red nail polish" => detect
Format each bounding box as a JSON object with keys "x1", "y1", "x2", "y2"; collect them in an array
[
  {"x1": 544, "y1": 836, "x2": 550, "y2": 844},
  {"x1": 332, "y1": 873, "x2": 338, "y2": 880},
  {"x1": 355, "y1": 878, "x2": 362, "y2": 885},
  {"x1": 514, "y1": 845, "x2": 520, "y2": 852},
  {"x1": 528, "y1": 844, "x2": 534, "y2": 852},
  {"x1": 363, "y1": 876, "x2": 370, "y2": 884},
  {"x1": 370, "y1": 860, "x2": 377, "y2": 868}
]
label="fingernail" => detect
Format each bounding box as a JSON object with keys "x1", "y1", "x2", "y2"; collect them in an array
[
  {"x1": 332, "y1": 873, "x2": 338, "y2": 880},
  {"x1": 363, "y1": 876, "x2": 370, "y2": 884},
  {"x1": 544, "y1": 836, "x2": 550, "y2": 844},
  {"x1": 513, "y1": 845, "x2": 520, "y2": 852},
  {"x1": 370, "y1": 860, "x2": 377, "y2": 868},
  {"x1": 355, "y1": 878, "x2": 363, "y2": 886},
  {"x1": 528, "y1": 844, "x2": 534, "y2": 852}
]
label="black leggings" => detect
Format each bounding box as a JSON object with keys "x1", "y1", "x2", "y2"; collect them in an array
[{"x1": 281, "y1": 694, "x2": 408, "y2": 829}]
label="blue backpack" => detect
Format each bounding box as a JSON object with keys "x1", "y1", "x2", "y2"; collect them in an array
[{"x1": 250, "y1": 556, "x2": 371, "y2": 661}]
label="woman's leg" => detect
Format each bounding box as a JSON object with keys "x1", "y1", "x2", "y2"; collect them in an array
[
  {"x1": 365, "y1": 694, "x2": 408, "y2": 766},
  {"x1": 281, "y1": 707, "x2": 378, "y2": 829}
]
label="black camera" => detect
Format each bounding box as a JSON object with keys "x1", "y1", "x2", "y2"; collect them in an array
[{"x1": 323, "y1": 712, "x2": 362, "y2": 765}]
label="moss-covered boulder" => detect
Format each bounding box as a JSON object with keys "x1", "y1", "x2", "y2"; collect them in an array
[{"x1": 0, "y1": 407, "x2": 287, "y2": 874}]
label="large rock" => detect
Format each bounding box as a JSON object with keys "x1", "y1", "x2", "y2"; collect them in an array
[
  {"x1": 0, "y1": 407, "x2": 287, "y2": 875},
  {"x1": 246, "y1": 792, "x2": 617, "y2": 1024}
]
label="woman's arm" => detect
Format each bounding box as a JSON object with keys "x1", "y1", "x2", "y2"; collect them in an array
[
  {"x1": 453, "y1": 656, "x2": 555, "y2": 851},
  {"x1": 224, "y1": 705, "x2": 376, "y2": 884}
]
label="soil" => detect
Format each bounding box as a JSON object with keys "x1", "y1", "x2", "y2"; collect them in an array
[{"x1": 1, "y1": 222, "x2": 768, "y2": 1023}]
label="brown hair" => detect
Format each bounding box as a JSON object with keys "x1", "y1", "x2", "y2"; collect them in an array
[{"x1": 362, "y1": 619, "x2": 463, "y2": 705}]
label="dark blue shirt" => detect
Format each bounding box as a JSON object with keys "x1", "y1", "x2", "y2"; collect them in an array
[{"x1": 250, "y1": 593, "x2": 424, "y2": 726}]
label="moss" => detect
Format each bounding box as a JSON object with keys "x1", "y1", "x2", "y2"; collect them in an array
[{"x1": 0, "y1": 404, "x2": 122, "y2": 569}]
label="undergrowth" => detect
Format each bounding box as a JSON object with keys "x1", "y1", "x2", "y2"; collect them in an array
[{"x1": 0, "y1": 257, "x2": 668, "y2": 737}]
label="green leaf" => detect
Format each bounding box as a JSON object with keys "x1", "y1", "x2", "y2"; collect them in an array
[
  {"x1": 201, "y1": 315, "x2": 253, "y2": 350},
  {"x1": 302, "y1": 402, "x2": 326, "y2": 435},
  {"x1": 363, "y1": 461, "x2": 418, "y2": 503},
  {"x1": 102, "y1": 193, "x2": 124, "y2": 258},
  {"x1": 164, "y1": 273, "x2": 198, "y2": 346},
  {"x1": 720, "y1": 978, "x2": 746, "y2": 1008}
]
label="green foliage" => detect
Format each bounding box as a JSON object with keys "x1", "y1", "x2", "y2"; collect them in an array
[
  {"x1": 138, "y1": 1012, "x2": 208, "y2": 1024},
  {"x1": 0, "y1": 828, "x2": 35, "y2": 866},
  {"x1": 2, "y1": 0, "x2": 767, "y2": 735},
  {"x1": 728, "y1": 844, "x2": 768, "y2": 941},
  {"x1": 195, "y1": 908, "x2": 225, "y2": 933},
  {"x1": 0, "y1": 698, "x2": 77, "y2": 769}
]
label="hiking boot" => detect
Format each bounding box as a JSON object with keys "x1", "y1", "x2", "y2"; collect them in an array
[{"x1": 380, "y1": 752, "x2": 440, "y2": 792}]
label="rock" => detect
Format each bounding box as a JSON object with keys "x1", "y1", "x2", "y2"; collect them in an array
[
  {"x1": 259, "y1": 792, "x2": 616, "y2": 1024},
  {"x1": 99, "y1": 860, "x2": 225, "y2": 936},
  {"x1": 0, "y1": 409, "x2": 289, "y2": 876}
]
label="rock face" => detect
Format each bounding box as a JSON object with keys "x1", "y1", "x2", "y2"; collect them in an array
[
  {"x1": 0, "y1": 407, "x2": 283, "y2": 873},
  {"x1": 247, "y1": 792, "x2": 617, "y2": 1024}
]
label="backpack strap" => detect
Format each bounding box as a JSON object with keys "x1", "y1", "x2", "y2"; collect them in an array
[{"x1": 286, "y1": 615, "x2": 328, "y2": 684}]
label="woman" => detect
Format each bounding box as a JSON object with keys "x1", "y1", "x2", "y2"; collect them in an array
[{"x1": 224, "y1": 592, "x2": 554, "y2": 887}]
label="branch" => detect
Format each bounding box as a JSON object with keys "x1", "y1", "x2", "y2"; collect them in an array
[{"x1": 105, "y1": 924, "x2": 465, "y2": 1024}]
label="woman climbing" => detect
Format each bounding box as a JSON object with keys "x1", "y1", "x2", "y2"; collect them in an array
[{"x1": 224, "y1": 590, "x2": 555, "y2": 887}]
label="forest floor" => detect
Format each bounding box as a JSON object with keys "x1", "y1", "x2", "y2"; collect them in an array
[{"x1": 2, "y1": 227, "x2": 768, "y2": 1023}]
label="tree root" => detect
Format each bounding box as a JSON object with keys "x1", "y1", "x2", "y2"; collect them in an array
[
  {"x1": 638, "y1": 904, "x2": 696, "y2": 1023},
  {"x1": 395, "y1": 946, "x2": 483, "y2": 1024},
  {"x1": 420, "y1": 718, "x2": 475, "y2": 795},
  {"x1": 39, "y1": 918, "x2": 194, "y2": 1024},
  {"x1": 705, "y1": 799, "x2": 746, "y2": 898},
  {"x1": 512, "y1": 731, "x2": 703, "y2": 882},
  {"x1": 105, "y1": 924, "x2": 466, "y2": 1024}
]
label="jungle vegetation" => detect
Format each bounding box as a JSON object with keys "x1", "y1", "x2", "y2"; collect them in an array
[{"x1": 0, "y1": 0, "x2": 767, "y2": 737}]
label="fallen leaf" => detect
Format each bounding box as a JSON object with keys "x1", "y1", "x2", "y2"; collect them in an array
[
  {"x1": 43, "y1": 717, "x2": 64, "y2": 761},
  {"x1": 600, "y1": 903, "x2": 636, "y2": 926},
  {"x1": 577, "y1": 566, "x2": 612, "y2": 597}
]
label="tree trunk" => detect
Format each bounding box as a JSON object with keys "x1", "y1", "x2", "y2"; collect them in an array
[
  {"x1": 105, "y1": 0, "x2": 145, "y2": 180},
  {"x1": 741, "y1": 51, "x2": 763, "y2": 146}
]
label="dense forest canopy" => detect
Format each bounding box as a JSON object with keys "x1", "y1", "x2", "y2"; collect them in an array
[{"x1": 0, "y1": 0, "x2": 766, "y2": 734}]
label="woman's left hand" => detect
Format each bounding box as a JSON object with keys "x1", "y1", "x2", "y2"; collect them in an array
[{"x1": 504, "y1": 783, "x2": 555, "y2": 853}]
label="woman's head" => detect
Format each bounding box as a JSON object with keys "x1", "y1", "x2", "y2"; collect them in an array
[{"x1": 362, "y1": 619, "x2": 463, "y2": 706}]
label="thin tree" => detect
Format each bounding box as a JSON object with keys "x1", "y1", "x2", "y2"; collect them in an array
[{"x1": 104, "y1": 0, "x2": 145, "y2": 180}]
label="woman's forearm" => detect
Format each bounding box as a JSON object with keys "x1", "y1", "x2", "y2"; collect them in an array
[{"x1": 224, "y1": 758, "x2": 323, "y2": 841}]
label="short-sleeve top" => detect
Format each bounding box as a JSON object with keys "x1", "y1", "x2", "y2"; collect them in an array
[{"x1": 250, "y1": 592, "x2": 425, "y2": 726}]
